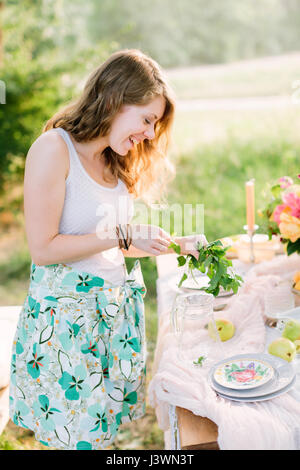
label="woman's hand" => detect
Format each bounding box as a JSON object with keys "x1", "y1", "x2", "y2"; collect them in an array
[
  {"x1": 173, "y1": 234, "x2": 208, "y2": 258},
  {"x1": 131, "y1": 224, "x2": 173, "y2": 256}
]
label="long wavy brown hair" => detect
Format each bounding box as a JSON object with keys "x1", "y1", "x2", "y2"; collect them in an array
[{"x1": 43, "y1": 49, "x2": 176, "y2": 205}]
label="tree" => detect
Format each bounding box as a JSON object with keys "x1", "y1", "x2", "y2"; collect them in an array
[
  {"x1": 0, "y1": 0, "x2": 109, "y2": 204},
  {"x1": 0, "y1": 1, "x2": 4, "y2": 66},
  {"x1": 86, "y1": 0, "x2": 300, "y2": 67}
]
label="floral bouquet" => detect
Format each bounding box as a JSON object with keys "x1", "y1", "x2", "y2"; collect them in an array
[{"x1": 259, "y1": 175, "x2": 300, "y2": 256}]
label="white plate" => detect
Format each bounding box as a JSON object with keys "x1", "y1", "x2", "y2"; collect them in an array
[
  {"x1": 214, "y1": 376, "x2": 296, "y2": 402},
  {"x1": 209, "y1": 353, "x2": 296, "y2": 398},
  {"x1": 181, "y1": 274, "x2": 209, "y2": 290},
  {"x1": 178, "y1": 274, "x2": 234, "y2": 298},
  {"x1": 213, "y1": 357, "x2": 274, "y2": 390}
]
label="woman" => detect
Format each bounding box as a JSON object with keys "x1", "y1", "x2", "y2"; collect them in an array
[{"x1": 9, "y1": 49, "x2": 207, "y2": 450}]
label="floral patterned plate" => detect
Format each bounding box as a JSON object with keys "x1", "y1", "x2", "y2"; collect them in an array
[
  {"x1": 213, "y1": 358, "x2": 274, "y2": 390},
  {"x1": 214, "y1": 375, "x2": 296, "y2": 402}
]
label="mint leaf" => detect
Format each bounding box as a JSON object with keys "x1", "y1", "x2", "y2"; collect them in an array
[
  {"x1": 193, "y1": 356, "x2": 206, "y2": 366},
  {"x1": 177, "y1": 256, "x2": 187, "y2": 267},
  {"x1": 169, "y1": 239, "x2": 244, "y2": 297},
  {"x1": 178, "y1": 272, "x2": 188, "y2": 288}
]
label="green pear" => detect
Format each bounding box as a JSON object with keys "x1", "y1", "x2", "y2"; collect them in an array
[
  {"x1": 282, "y1": 319, "x2": 300, "y2": 342},
  {"x1": 268, "y1": 337, "x2": 296, "y2": 362},
  {"x1": 208, "y1": 318, "x2": 235, "y2": 342}
]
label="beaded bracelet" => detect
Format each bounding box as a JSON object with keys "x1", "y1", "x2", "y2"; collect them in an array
[
  {"x1": 115, "y1": 225, "x2": 125, "y2": 249},
  {"x1": 116, "y1": 223, "x2": 132, "y2": 251},
  {"x1": 127, "y1": 223, "x2": 132, "y2": 249},
  {"x1": 118, "y1": 224, "x2": 128, "y2": 250}
]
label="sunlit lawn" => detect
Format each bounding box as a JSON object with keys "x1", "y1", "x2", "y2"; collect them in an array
[
  {"x1": 166, "y1": 53, "x2": 300, "y2": 100},
  {"x1": 0, "y1": 234, "x2": 164, "y2": 450},
  {"x1": 169, "y1": 106, "x2": 300, "y2": 241}
]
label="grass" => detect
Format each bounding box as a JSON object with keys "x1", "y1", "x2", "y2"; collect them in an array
[
  {"x1": 1, "y1": 53, "x2": 300, "y2": 450},
  {"x1": 165, "y1": 52, "x2": 300, "y2": 100},
  {"x1": 0, "y1": 235, "x2": 165, "y2": 450},
  {"x1": 151, "y1": 103, "x2": 300, "y2": 242}
]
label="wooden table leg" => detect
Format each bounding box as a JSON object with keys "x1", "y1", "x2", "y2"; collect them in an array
[{"x1": 176, "y1": 407, "x2": 219, "y2": 450}]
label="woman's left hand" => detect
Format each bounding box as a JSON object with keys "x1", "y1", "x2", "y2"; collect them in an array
[{"x1": 173, "y1": 234, "x2": 208, "y2": 258}]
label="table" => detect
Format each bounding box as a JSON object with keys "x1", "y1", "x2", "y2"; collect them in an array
[
  {"x1": 154, "y1": 253, "x2": 300, "y2": 450},
  {"x1": 169, "y1": 405, "x2": 219, "y2": 450}
]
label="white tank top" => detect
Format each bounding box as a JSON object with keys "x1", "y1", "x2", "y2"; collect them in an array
[{"x1": 50, "y1": 127, "x2": 135, "y2": 285}]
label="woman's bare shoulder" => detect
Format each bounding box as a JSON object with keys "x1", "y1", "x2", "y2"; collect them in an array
[{"x1": 25, "y1": 129, "x2": 69, "y2": 180}]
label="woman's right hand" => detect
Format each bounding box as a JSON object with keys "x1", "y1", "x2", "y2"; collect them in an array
[{"x1": 131, "y1": 224, "x2": 173, "y2": 256}]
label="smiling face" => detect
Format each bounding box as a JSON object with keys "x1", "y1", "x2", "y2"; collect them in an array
[{"x1": 108, "y1": 94, "x2": 166, "y2": 155}]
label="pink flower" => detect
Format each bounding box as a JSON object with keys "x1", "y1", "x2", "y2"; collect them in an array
[
  {"x1": 282, "y1": 192, "x2": 300, "y2": 219},
  {"x1": 272, "y1": 204, "x2": 291, "y2": 225},
  {"x1": 278, "y1": 176, "x2": 293, "y2": 189},
  {"x1": 230, "y1": 369, "x2": 256, "y2": 383}
]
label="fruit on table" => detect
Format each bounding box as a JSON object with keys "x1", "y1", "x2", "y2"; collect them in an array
[
  {"x1": 282, "y1": 319, "x2": 300, "y2": 342},
  {"x1": 208, "y1": 318, "x2": 235, "y2": 342},
  {"x1": 294, "y1": 340, "x2": 300, "y2": 353},
  {"x1": 268, "y1": 337, "x2": 296, "y2": 362},
  {"x1": 293, "y1": 271, "x2": 300, "y2": 291}
]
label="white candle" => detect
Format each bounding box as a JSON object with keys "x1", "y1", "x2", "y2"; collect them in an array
[{"x1": 245, "y1": 180, "x2": 255, "y2": 231}]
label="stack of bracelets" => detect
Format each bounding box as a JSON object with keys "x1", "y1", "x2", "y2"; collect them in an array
[{"x1": 116, "y1": 223, "x2": 133, "y2": 251}]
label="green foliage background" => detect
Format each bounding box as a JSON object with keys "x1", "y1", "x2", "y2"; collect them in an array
[{"x1": 1, "y1": 0, "x2": 300, "y2": 202}]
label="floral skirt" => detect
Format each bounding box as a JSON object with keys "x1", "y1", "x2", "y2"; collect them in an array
[{"x1": 9, "y1": 259, "x2": 147, "y2": 450}]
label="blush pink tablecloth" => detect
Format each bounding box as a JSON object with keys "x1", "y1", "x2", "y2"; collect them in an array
[{"x1": 148, "y1": 254, "x2": 300, "y2": 450}]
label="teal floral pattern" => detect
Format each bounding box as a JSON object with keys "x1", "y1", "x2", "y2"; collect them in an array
[
  {"x1": 32, "y1": 395, "x2": 66, "y2": 432},
  {"x1": 26, "y1": 343, "x2": 51, "y2": 379},
  {"x1": 9, "y1": 260, "x2": 147, "y2": 450}
]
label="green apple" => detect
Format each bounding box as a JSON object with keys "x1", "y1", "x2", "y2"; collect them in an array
[
  {"x1": 268, "y1": 337, "x2": 296, "y2": 362},
  {"x1": 208, "y1": 318, "x2": 235, "y2": 342},
  {"x1": 282, "y1": 319, "x2": 300, "y2": 342},
  {"x1": 294, "y1": 340, "x2": 300, "y2": 354}
]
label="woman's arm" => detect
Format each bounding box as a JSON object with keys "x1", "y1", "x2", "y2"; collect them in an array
[
  {"x1": 121, "y1": 245, "x2": 152, "y2": 258},
  {"x1": 122, "y1": 234, "x2": 208, "y2": 258},
  {"x1": 24, "y1": 132, "x2": 120, "y2": 266}
]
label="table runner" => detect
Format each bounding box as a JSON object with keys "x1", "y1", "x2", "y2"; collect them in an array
[{"x1": 148, "y1": 254, "x2": 300, "y2": 450}]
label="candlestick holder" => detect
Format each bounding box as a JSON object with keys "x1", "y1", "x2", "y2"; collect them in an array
[{"x1": 243, "y1": 224, "x2": 259, "y2": 263}]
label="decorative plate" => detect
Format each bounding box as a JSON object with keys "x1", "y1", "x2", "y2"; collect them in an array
[
  {"x1": 214, "y1": 376, "x2": 296, "y2": 402},
  {"x1": 209, "y1": 354, "x2": 295, "y2": 398},
  {"x1": 213, "y1": 358, "x2": 274, "y2": 390}
]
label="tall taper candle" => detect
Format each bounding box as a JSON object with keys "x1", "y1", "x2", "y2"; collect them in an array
[{"x1": 246, "y1": 180, "x2": 255, "y2": 231}]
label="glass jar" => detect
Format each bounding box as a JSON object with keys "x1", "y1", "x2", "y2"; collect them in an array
[
  {"x1": 171, "y1": 292, "x2": 222, "y2": 367},
  {"x1": 264, "y1": 281, "x2": 295, "y2": 321}
]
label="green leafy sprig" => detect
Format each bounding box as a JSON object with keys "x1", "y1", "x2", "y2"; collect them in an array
[
  {"x1": 193, "y1": 356, "x2": 206, "y2": 367},
  {"x1": 168, "y1": 239, "x2": 243, "y2": 297}
]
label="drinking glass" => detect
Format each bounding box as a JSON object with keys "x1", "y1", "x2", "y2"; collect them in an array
[{"x1": 264, "y1": 282, "x2": 295, "y2": 320}]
